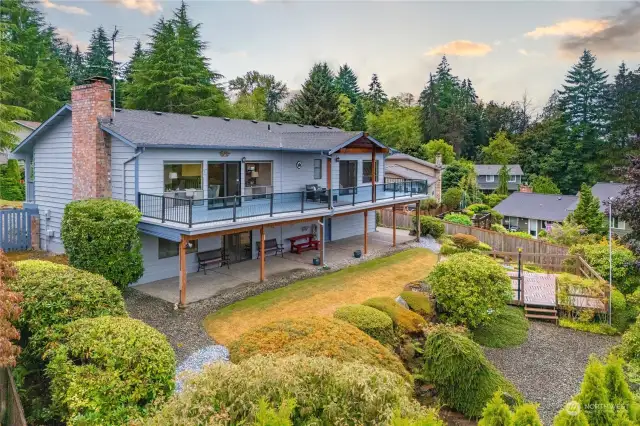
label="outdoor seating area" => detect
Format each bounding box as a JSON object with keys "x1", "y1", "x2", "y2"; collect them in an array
[
  {"x1": 255, "y1": 238, "x2": 284, "y2": 258},
  {"x1": 287, "y1": 234, "x2": 319, "y2": 254},
  {"x1": 196, "y1": 249, "x2": 229, "y2": 273}
]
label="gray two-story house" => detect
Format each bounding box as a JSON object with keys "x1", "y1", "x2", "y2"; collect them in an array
[
  {"x1": 11, "y1": 78, "x2": 430, "y2": 306},
  {"x1": 475, "y1": 164, "x2": 524, "y2": 193}
]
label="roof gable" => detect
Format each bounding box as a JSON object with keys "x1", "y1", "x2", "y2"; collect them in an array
[
  {"x1": 12, "y1": 105, "x2": 71, "y2": 156},
  {"x1": 475, "y1": 164, "x2": 523, "y2": 176}
]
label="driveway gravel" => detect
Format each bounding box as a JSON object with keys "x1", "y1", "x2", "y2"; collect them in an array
[{"x1": 483, "y1": 321, "x2": 619, "y2": 425}]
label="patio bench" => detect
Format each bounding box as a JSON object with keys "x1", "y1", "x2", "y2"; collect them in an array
[
  {"x1": 256, "y1": 238, "x2": 284, "y2": 258},
  {"x1": 287, "y1": 234, "x2": 319, "y2": 254},
  {"x1": 197, "y1": 249, "x2": 229, "y2": 274}
]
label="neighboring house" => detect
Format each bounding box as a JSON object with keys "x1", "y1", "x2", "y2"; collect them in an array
[
  {"x1": 1, "y1": 120, "x2": 40, "y2": 165},
  {"x1": 568, "y1": 182, "x2": 631, "y2": 237},
  {"x1": 384, "y1": 153, "x2": 442, "y2": 202},
  {"x1": 11, "y1": 79, "x2": 431, "y2": 306},
  {"x1": 475, "y1": 164, "x2": 524, "y2": 193},
  {"x1": 494, "y1": 192, "x2": 578, "y2": 238}
]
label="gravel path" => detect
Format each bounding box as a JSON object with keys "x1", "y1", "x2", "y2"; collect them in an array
[{"x1": 483, "y1": 321, "x2": 619, "y2": 424}]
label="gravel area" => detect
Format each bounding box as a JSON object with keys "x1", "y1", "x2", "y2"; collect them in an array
[
  {"x1": 175, "y1": 345, "x2": 229, "y2": 392},
  {"x1": 416, "y1": 235, "x2": 441, "y2": 253},
  {"x1": 483, "y1": 321, "x2": 619, "y2": 424}
]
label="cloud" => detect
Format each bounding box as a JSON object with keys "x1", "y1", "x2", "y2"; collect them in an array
[
  {"x1": 517, "y1": 48, "x2": 543, "y2": 57},
  {"x1": 56, "y1": 28, "x2": 88, "y2": 50},
  {"x1": 103, "y1": 0, "x2": 162, "y2": 15},
  {"x1": 558, "y1": 3, "x2": 640, "y2": 57},
  {"x1": 525, "y1": 19, "x2": 610, "y2": 39},
  {"x1": 517, "y1": 48, "x2": 529, "y2": 56},
  {"x1": 42, "y1": 0, "x2": 89, "y2": 15},
  {"x1": 425, "y1": 40, "x2": 492, "y2": 57}
]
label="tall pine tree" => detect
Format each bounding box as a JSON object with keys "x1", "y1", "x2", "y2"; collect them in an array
[
  {"x1": 351, "y1": 99, "x2": 366, "y2": 131},
  {"x1": 365, "y1": 73, "x2": 387, "y2": 115},
  {"x1": 122, "y1": 40, "x2": 145, "y2": 83},
  {"x1": 85, "y1": 26, "x2": 114, "y2": 81},
  {"x1": 335, "y1": 64, "x2": 360, "y2": 104},
  {"x1": 292, "y1": 62, "x2": 342, "y2": 127}
]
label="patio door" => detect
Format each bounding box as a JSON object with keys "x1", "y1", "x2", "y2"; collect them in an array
[
  {"x1": 339, "y1": 161, "x2": 357, "y2": 195},
  {"x1": 223, "y1": 231, "x2": 252, "y2": 263},
  {"x1": 528, "y1": 219, "x2": 538, "y2": 238},
  {"x1": 208, "y1": 162, "x2": 241, "y2": 209}
]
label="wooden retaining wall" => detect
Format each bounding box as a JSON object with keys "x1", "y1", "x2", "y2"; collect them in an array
[{"x1": 0, "y1": 368, "x2": 27, "y2": 426}]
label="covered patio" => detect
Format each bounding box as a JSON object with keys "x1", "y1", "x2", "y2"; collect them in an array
[{"x1": 134, "y1": 229, "x2": 415, "y2": 305}]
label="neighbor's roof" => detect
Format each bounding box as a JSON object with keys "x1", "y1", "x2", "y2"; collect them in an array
[
  {"x1": 385, "y1": 153, "x2": 440, "y2": 169},
  {"x1": 13, "y1": 120, "x2": 41, "y2": 130},
  {"x1": 385, "y1": 164, "x2": 437, "y2": 184},
  {"x1": 494, "y1": 192, "x2": 578, "y2": 222},
  {"x1": 474, "y1": 164, "x2": 523, "y2": 175},
  {"x1": 99, "y1": 109, "x2": 384, "y2": 153},
  {"x1": 567, "y1": 182, "x2": 631, "y2": 213}
]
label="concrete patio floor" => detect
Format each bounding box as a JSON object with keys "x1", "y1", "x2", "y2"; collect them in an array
[{"x1": 134, "y1": 229, "x2": 415, "y2": 305}]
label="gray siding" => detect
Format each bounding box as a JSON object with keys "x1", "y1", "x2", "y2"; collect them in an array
[
  {"x1": 329, "y1": 211, "x2": 376, "y2": 241},
  {"x1": 33, "y1": 114, "x2": 73, "y2": 253},
  {"x1": 110, "y1": 137, "x2": 135, "y2": 202}
]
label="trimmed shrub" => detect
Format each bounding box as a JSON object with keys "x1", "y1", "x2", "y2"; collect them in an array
[
  {"x1": 428, "y1": 253, "x2": 512, "y2": 327},
  {"x1": 478, "y1": 392, "x2": 512, "y2": 426},
  {"x1": 440, "y1": 243, "x2": 463, "y2": 256},
  {"x1": 478, "y1": 242, "x2": 492, "y2": 251},
  {"x1": 400, "y1": 291, "x2": 434, "y2": 319},
  {"x1": 472, "y1": 307, "x2": 529, "y2": 348},
  {"x1": 46, "y1": 316, "x2": 175, "y2": 425},
  {"x1": 229, "y1": 317, "x2": 409, "y2": 380},
  {"x1": 442, "y1": 188, "x2": 463, "y2": 210},
  {"x1": 423, "y1": 327, "x2": 521, "y2": 418},
  {"x1": 415, "y1": 215, "x2": 445, "y2": 239},
  {"x1": 143, "y1": 355, "x2": 442, "y2": 426},
  {"x1": 570, "y1": 243, "x2": 640, "y2": 294},
  {"x1": 420, "y1": 198, "x2": 439, "y2": 212},
  {"x1": 553, "y1": 403, "x2": 590, "y2": 426},
  {"x1": 467, "y1": 204, "x2": 492, "y2": 214},
  {"x1": 485, "y1": 194, "x2": 508, "y2": 208},
  {"x1": 559, "y1": 319, "x2": 618, "y2": 336},
  {"x1": 334, "y1": 304, "x2": 395, "y2": 345},
  {"x1": 619, "y1": 316, "x2": 640, "y2": 365},
  {"x1": 491, "y1": 224, "x2": 508, "y2": 233},
  {"x1": 611, "y1": 289, "x2": 637, "y2": 332},
  {"x1": 10, "y1": 260, "x2": 126, "y2": 360},
  {"x1": 576, "y1": 356, "x2": 615, "y2": 426},
  {"x1": 0, "y1": 159, "x2": 24, "y2": 201},
  {"x1": 451, "y1": 233, "x2": 480, "y2": 250},
  {"x1": 443, "y1": 212, "x2": 473, "y2": 226},
  {"x1": 508, "y1": 231, "x2": 533, "y2": 239},
  {"x1": 604, "y1": 356, "x2": 638, "y2": 420},
  {"x1": 513, "y1": 404, "x2": 543, "y2": 426},
  {"x1": 363, "y1": 297, "x2": 427, "y2": 335},
  {"x1": 61, "y1": 199, "x2": 144, "y2": 289}
]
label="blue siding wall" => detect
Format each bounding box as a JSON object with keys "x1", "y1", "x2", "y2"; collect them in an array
[
  {"x1": 33, "y1": 114, "x2": 72, "y2": 253},
  {"x1": 111, "y1": 138, "x2": 135, "y2": 202}
]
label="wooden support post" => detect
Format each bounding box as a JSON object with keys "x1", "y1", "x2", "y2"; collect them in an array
[
  {"x1": 327, "y1": 158, "x2": 332, "y2": 190},
  {"x1": 319, "y1": 220, "x2": 324, "y2": 265},
  {"x1": 392, "y1": 206, "x2": 397, "y2": 247},
  {"x1": 364, "y1": 210, "x2": 368, "y2": 255},
  {"x1": 415, "y1": 201, "x2": 421, "y2": 242},
  {"x1": 179, "y1": 235, "x2": 187, "y2": 308},
  {"x1": 260, "y1": 226, "x2": 265, "y2": 282},
  {"x1": 371, "y1": 146, "x2": 376, "y2": 202}
]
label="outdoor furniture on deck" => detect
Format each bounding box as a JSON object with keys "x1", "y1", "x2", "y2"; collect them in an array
[
  {"x1": 197, "y1": 249, "x2": 229, "y2": 274},
  {"x1": 305, "y1": 184, "x2": 336, "y2": 203},
  {"x1": 256, "y1": 238, "x2": 284, "y2": 258},
  {"x1": 287, "y1": 234, "x2": 319, "y2": 254}
]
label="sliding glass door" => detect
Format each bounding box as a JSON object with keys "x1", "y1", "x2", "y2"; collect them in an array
[
  {"x1": 339, "y1": 160, "x2": 357, "y2": 195},
  {"x1": 208, "y1": 162, "x2": 241, "y2": 209}
]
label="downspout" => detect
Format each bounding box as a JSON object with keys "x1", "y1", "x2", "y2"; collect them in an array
[{"x1": 123, "y1": 148, "x2": 144, "y2": 205}]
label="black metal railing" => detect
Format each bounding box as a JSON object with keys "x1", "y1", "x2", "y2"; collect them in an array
[{"x1": 138, "y1": 179, "x2": 430, "y2": 227}]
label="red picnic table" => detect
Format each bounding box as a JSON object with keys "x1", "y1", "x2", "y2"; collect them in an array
[{"x1": 287, "y1": 234, "x2": 319, "y2": 254}]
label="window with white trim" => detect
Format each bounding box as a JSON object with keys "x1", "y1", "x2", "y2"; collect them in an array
[
  {"x1": 486, "y1": 175, "x2": 495, "y2": 183},
  {"x1": 508, "y1": 175, "x2": 517, "y2": 183},
  {"x1": 158, "y1": 238, "x2": 198, "y2": 259},
  {"x1": 313, "y1": 159, "x2": 322, "y2": 179},
  {"x1": 611, "y1": 217, "x2": 626, "y2": 230}
]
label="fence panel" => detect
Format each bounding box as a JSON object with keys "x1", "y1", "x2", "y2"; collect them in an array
[
  {"x1": 379, "y1": 208, "x2": 414, "y2": 229},
  {"x1": 0, "y1": 209, "x2": 31, "y2": 252},
  {"x1": 0, "y1": 368, "x2": 28, "y2": 426}
]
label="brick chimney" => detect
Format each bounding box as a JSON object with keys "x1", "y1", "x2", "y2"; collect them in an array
[
  {"x1": 71, "y1": 78, "x2": 112, "y2": 199},
  {"x1": 519, "y1": 184, "x2": 533, "y2": 193}
]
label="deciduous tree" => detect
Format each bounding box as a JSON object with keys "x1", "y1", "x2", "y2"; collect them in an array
[
  {"x1": 531, "y1": 175, "x2": 561, "y2": 194},
  {"x1": 482, "y1": 131, "x2": 517, "y2": 165},
  {"x1": 421, "y1": 139, "x2": 455, "y2": 164}
]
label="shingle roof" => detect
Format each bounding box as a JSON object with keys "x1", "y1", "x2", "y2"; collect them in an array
[
  {"x1": 590, "y1": 182, "x2": 630, "y2": 212},
  {"x1": 494, "y1": 192, "x2": 578, "y2": 222},
  {"x1": 474, "y1": 164, "x2": 523, "y2": 176},
  {"x1": 478, "y1": 181, "x2": 520, "y2": 191},
  {"x1": 385, "y1": 164, "x2": 437, "y2": 183},
  {"x1": 99, "y1": 109, "x2": 367, "y2": 152},
  {"x1": 385, "y1": 153, "x2": 440, "y2": 169},
  {"x1": 13, "y1": 120, "x2": 41, "y2": 130}
]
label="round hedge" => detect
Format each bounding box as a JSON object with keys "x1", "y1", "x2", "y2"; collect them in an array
[
  {"x1": 451, "y1": 233, "x2": 480, "y2": 250},
  {"x1": 415, "y1": 216, "x2": 445, "y2": 239},
  {"x1": 443, "y1": 213, "x2": 473, "y2": 226},
  {"x1": 144, "y1": 355, "x2": 442, "y2": 426},
  {"x1": 46, "y1": 316, "x2": 176, "y2": 426},
  {"x1": 428, "y1": 252, "x2": 512, "y2": 328},
  {"x1": 399, "y1": 291, "x2": 434, "y2": 319},
  {"x1": 363, "y1": 297, "x2": 427, "y2": 335},
  {"x1": 229, "y1": 317, "x2": 409, "y2": 380},
  {"x1": 423, "y1": 327, "x2": 521, "y2": 418},
  {"x1": 10, "y1": 260, "x2": 126, "y2": 360},
  {"x1": 61, "y1": 199, "x2": 144, "y2": 289},
  {"x1": 334, "y1": 304, "x2": 394, "y2": 344}
]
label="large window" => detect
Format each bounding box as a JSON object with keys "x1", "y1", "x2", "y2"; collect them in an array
[
  {"x1": 313, "y1": 159, "x2": 322, "y2": 179},
  {"x1": 509, "y1": 175, "x2": 517, "y2": 183},
  {"x1": 362, "y1": 160, "x2": 379, "y2": 184},
  {"x1": 612, "y1": 217, "x2": 626, "y2": 230},
  {"x1": 158, "y1": 238, "x2": 198, "y2": 259},
  {"x1": 486, "y1": 175, "x2": 495, "y2": 183},
  {"x1": 164, "y1": 163, "x2": 203, "y2": 191},
  {"x1": 244, "y1": 162, "x2": 273, "y2": 196}
]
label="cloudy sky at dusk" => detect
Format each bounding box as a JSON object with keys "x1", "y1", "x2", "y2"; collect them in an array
[{"x1": 41, "y1": 0, "x2": 640, "y2": 111}]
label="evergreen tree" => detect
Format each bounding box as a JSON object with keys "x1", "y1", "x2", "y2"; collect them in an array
[
  {"x1": 124, "y1": 2, "x2": 228, "y2": 116},
  {"x1": 604, "y1": 356, "x2": 637, "y2": 420},
  {"x1": 351, "y1": 99, "x2": 366, "y2": 131},
  {"x1": 607, "y1": 62, "x2": 640, "y2": 175},
  {"x1": 553, "y1": 403, "x2": 590, "y2": 426},
  {"x1": 478, "y1": 392, "x2": 512, "y2": 426},
  {"x1": 70, "y1": 45, "x2": 87, "y2": 84},
  {"x1": 0, "y1": 159, "x2": 24, "y2": 201},
  {"x1": 1, "y1": 0, "x2": 71, "y2": 120},
  {"x1": 335, "y1": 64, "x2": 360, "y2": 104},
  {"x1": 122, "y1": 40, "x2": 145, "y2": 83},
  {"x1": 365, "y1": 73, "x2": 387, "y2": 115},
  {"x1": 85, "y1": 26, "x2": 114, "y2": 81},
  {"x1": 513, "y1": 404, "x2": 542, "y2": 426},
  {"x1": 531, "y1": 175, "x2": 560, "y2": 194},
  {"x1": 292, "y1": 62, "x2": 342, "y2": 127},
  {"x1": 419, "y1": 73, "x2": 443, "y2": 142},
  {"x1": 576, "y1": 356, "x2": 615, "y2": 426},
  {"x1": 496, "y1": 165, "x2": 509, "y2": 196},
  {"x1": 572, "y1": 183, "x2": 606, "y2": 234}
]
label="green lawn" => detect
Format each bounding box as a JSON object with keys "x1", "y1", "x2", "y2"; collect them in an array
[
  {"x1": 472, "y1": 306, "x2": 530, "y2": 348},
  {"x1": 204, "y1": 248, "x2": 437, "y2": 345}
]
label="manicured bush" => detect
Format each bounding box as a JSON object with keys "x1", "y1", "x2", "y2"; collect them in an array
[
  {"x1": 420, "y1": 197, "x2": 439, "y2": 212},
  {"x1": 10, "y1": 260, "x2": 126, "y2": 360},
  {"x1": 442, "y1": 188, "x2": 463, "y2": 210},
  {"x1": 478, "y1": 392, "x2": 512, "y2": 426},
  {"x1": 576, "y1": 356, "x2": 615, "y2": 426},
  {"x1": 619, "y1": 315, "x2": 640, "y2": 364},
  {"x1": 604, "y1": 356, "x2": 638, "y2": 420},
  {"x1": 415, "y1": 215, "x2": 445, "y2": 239},
  {"x1": 559, "y1": 319, "x2": 618, "y2": 336},
  {"x1": 513, "y1": 404, "x2": 543, "y2": 426},
  {"x1": 423, "y1": 327, "x2": 521, "y2": 418},
  {"x1": 472, "y1": 307, "x2": 529, "y2": 348},
  {"x1": 570, "y1": 243, "x2": 640, "y2": 294},
  {"x1": 439, "y1": 243, "x2": 463, "y2": 256},
  {"x1": 61, "y1": 199, "x2": 144, "y2": 289},
  {"x1": 491, "y1": 223, "x2": 507, "y2": 233},
  {"x1": 444, "y1": 212, "x2": 473, "y2": 226},
  {"x1": 46, "y1": 316, "x2": 175, "y2": 425},
  {"x1": 0, "y1": 159, "x2": 24, "y2": 201},
  {"x1": 485, "y1": 194, "x2": 508, "y2": 208},
  {"x1": 467, "y1": 203, "x2": 492, "y2": 215},
  {"x1": 144, "y1": 355, "x2": 442, "y2": 426},
  {"x1": 478, "y1": 242, "x2": 492, "y2": 251},
  {"x1": 451, "y1": 233, "x2": 480, "y2": 250},
  {"x1": 400, "y1": 291, "x2": 434, "y2": 319},
  {"x1": 508, "y1": 231, "x2": 533, "y2": 239},
  {"x1": 229, "y1": 317, "x2": 409, "y2": 379},
  {"x1": 428, "y1": 253, "x2": 512, "y2": 327},
  {"x1": 611, "y1": 289, "x2": 637, "y2": 332},
  {"x1": 553, "y1": 403, "x2": 590, "y2": 426},
  {"x1": 334, "y1": 304, "x2": 395, "y2": 345},
  {"x1": 0, "y1": 251, "x2": 21, "y2": 368},
  {"x1": 363, "y1": 297, "x2": 427, "y2": 335}
]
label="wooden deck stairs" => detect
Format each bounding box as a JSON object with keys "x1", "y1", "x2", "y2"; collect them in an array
[{"x1": 524, "y1": 305, "x2": 558, "y2": 324}]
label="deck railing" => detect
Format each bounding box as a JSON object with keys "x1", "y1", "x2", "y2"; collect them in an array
[{"x1": 139, "y1": 179, "x2": 430, "y2": 227}]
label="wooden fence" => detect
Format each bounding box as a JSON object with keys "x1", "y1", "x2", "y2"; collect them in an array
[
  {"x1": 0, "y1": 209, "x2": 32, "y2": 252},
  {"x1": 0, "y1": 368, "x2": 27, "y2": 426},
  {"x1": 379, "y1": 208, "x2": 415, "y2": 230}
]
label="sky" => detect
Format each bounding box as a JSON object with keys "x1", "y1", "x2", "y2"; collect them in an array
[{"x1": 41, "y1": 0, "x2": 640, "y2": 111}]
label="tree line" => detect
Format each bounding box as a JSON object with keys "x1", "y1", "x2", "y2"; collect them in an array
[{"x1": 2, "y1": 0, "x2": 639, "y2": 194}]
